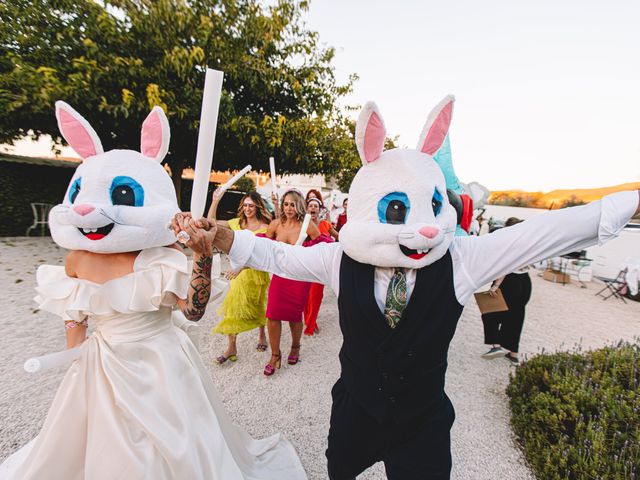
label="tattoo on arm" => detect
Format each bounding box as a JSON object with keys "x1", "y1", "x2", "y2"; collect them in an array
[{"x1": 183, "y1": 255, "x2": 212, "y2": 321}]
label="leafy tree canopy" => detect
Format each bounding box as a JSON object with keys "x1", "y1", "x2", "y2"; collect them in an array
[
  {"x1": 0, "y1": 0, "x2": 362, "y2": 194},
  {"x1": 230, "y1": 174, "x2": 255, "y2": 192}
]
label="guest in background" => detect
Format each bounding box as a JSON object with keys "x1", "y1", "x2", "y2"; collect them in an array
[
  {"x1": 208, "y1": 190, "x2": 272, "y2": 364},
  {"x1": 335, "y1": 197, "x2": 348, "y2": 232},
  {"x1": 263, "y1": 189, "x2": 321, "y2": 375},
  {"x1": 306, "y1": 188, "x2": 331, "y2": 224},
  {"x1": 480, "y1": 217, "x2": 532, "y2": 366},
  {"x1": 303, "y1": 198, "x2": 336, "y2": 336},
  {"x1": 306, "y1": 197, "x2": 339, "y2": 241}
]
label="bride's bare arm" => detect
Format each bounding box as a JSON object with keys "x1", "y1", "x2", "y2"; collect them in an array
[{"x1": 64, "y1": 251, "x2": 87, "y2": 348}]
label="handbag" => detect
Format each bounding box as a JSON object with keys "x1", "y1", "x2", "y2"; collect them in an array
[{"x1": 474, "y1": 288, "x2": 509, "y2": 314}]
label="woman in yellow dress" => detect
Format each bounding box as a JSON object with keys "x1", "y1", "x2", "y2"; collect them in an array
[{"x1": 207, "y1": 189, "x2": 272, "y2": 363}]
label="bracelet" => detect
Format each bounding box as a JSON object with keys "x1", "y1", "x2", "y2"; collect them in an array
[{"x1": 64, "y1": 319, "x2": 88, "y2": 329}]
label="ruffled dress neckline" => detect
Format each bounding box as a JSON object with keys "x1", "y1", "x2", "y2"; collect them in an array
[{"x1": 35, "y1": 247, "x2": 193, "y2": 321}]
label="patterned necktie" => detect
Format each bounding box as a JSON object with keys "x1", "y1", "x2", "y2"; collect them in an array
[{"x1": 384, "y1": 268, "x2": 407, "y2": 329}]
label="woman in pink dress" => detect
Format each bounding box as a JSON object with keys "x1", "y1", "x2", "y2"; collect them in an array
[{"x1": 263, "y1": 189, "x2": 320, "y2": 376}]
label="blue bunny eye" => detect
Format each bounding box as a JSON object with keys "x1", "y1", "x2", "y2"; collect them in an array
[
  {"x1": 378, "y1": 192, "x2": 410, "y2": 225},
  {"x1": 68, "y1": 177, "x2": 81, "y2": 204},
  {"x1": 110, "y1": 176, "x2": 144, "y2": 207},
  {"x1": 432, "y1": 189, "x2": 443, "y2": 216}
]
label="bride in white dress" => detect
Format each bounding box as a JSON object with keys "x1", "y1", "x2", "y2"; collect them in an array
[{"x1": 0, "y1": 102, "x2": 307, "y2": 480}]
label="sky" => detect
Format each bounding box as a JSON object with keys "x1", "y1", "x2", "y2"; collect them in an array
[
  {"x1": 303, "y1": 0, "x2": 640, "y2": 191},
  {"x1": 6, "y1": 0, "x2": 640, "y2": 192}
]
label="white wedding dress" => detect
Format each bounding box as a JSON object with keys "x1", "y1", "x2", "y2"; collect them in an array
[{"x1": 0, "y1": 247, "x2": 307, "y2": 480}]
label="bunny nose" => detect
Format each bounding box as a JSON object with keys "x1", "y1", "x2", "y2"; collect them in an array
[
  {"x1": 418, "y1": 226, "x2": 440, "y2": 239},
  {"x1": 73, "y1": 204, "x2": 95, "y2": 216}
]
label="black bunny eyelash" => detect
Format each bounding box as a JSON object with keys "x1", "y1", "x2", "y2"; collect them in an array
[
  {"x1": 394, "y1": 227, "x2": 456, "y2": 242},
  {"x1": 98, "y1": 208, "x2": 124, "y2": 225}
]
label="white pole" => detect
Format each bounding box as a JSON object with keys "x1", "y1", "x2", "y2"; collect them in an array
[
  {"x1": 269, "y1": 156, "x2": 277, "y2": 193},
  {"x1": 24, "y1": 348, "x2": 81, "y2": 373},
  {"x1": 190, "y1": 68, "x2": 224, "y2": 219},
  {"x1": 219, "y1": 165, "x2": 252, "y2": 191},
  {"x1": 295, "y1": 214, "x2": 312, "y2": 246}
]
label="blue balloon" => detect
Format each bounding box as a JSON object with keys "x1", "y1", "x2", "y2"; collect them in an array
[
  {"x1": 433, "y1": 134, "x2": 468, "y2": 236},
  {"x1": 433, "y1": 134, "x2": 464, "y2": 195}
]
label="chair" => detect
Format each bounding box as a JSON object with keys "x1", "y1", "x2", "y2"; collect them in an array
[
  {"x1": 25, "y1": 203, "x2": 54, "y2": 237},
  {"x1": 594, "y1": 269, "x2": 628, "y2": 304}
]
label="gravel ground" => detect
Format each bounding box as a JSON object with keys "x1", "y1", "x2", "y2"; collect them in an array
[{"x1": 2, "y1": 237, "x2": 639, "y2": 479}]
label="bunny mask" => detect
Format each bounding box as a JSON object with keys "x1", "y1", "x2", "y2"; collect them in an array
[
  {"x1": 48, "y1": 102, "x2": 179, "y2": 253},
  {"x1": 340, "y1": 96, "x2": 458, "y2": 269}
]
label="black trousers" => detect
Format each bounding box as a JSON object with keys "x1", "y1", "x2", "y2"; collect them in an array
[
  {"x1": 481, "y1": 272, "x2": 532, "y2": 352},
  {"x1": 326, "y1": 379, "x2": 455, "y2": 480}
]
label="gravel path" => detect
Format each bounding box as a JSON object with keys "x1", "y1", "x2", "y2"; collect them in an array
[{"x1": 2, "y1": 237, "x2": 639, "y2": 479}]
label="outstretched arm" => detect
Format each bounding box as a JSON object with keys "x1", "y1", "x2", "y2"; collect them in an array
[
  {"x1": 201, "y1": 218, "x2": 341, "y2": 292},
  {"x1": 171, "y1": 213, "x2": 340, "y2": 291},
  {"x1": 453, "y1": 190, "x2": 640, "y2": 303},
  {"x1": 206, "y1": 187, "x2": 229, "y2": 227}
]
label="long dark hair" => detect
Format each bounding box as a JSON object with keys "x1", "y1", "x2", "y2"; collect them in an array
[
  {"x1": 505, "y1": 217, "x2": 523, "y2": 227},
  {"x1": 237, "y1": 192, "x2": 272, "y2": 228}
]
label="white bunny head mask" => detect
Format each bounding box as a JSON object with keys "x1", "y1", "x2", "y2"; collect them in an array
[
  {"x1": 48, "y1": 101, "x2": 179, "y2": 253},
  {"x1": 340, "y1": 96, "x2": 458, "y2": 269}
]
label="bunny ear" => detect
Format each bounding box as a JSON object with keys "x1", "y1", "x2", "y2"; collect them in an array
[
  {"x1": 355, "y1": 101, "x2": 386, "y2": 165},
  {"x1": 416, "y1": 95, "x2": 455, "y2": 156},
  {"x1": 140, "y1": 106, "x2": 170, "y2": 162},
  {"x1": 55, "y1": 101, "x2": 104, "y2": 160}
]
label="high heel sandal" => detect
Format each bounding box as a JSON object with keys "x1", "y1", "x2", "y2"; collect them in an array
[
  {"x1": 288, "y1": 345, "x2": 301, "y2": 365},
  {"x1": 263, "y1": 353, "x2": 281, "y2": 376},
  {"x1": 215, "y1": 353, "x2": 237, "y2": 365}
]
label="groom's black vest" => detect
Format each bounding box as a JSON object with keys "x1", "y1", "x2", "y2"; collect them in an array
[{"x1": 337, "y1": 251, "x2": 464, "y2": 425}]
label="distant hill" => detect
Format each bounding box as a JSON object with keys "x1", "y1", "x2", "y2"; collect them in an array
[
  {"x1": 543, "y1": 183, "x2": 640, "y2": 203},
  {"x1": 488, "y1": 182, "x2": 640, "y2": 210}
]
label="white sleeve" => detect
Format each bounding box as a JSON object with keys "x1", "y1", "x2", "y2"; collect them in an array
[
  {"x1": 452, "y1": 190, "x2": 639, "y2": 304},
  {"x1": 228, "y1": 230, "x2": 343, "y2": 295}
]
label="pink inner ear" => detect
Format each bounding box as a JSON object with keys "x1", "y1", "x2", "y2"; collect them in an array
[
  {"x1": 141, "y1": 111, "x2": 163, "y2": 159},
  {"x1": 363, "y1": 112, "x2": 385, "y2": 163},
  {"x1": 421, "y1": 101, "x2": 453, "y2": 155},
  {"x1": 58, "y1": 109, "x2": 98, "y2": 158}
]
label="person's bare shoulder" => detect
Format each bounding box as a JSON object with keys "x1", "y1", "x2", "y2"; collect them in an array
[
  {"x1": 65, "y1": 250, "x2": 86, "y2": 277},
  {"x1": 266, "y1": 218, "x2": 281, "y2": 238}
]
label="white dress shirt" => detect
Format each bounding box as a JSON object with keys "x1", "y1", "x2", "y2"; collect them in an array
[{"x1": 228, "y1": 191, "x2": 638, "y2": 310}]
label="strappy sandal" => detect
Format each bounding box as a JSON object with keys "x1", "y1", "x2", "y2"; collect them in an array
[
  {"x1": 288, "y1": 345, "x2": 301, "y2": 365},
  {"x1": 256, "y1": 343, "x2": 268, "y2": 352},
  {"x1": 264, "y1": 353, "x2": 281, "y2": 376},
  {"x1": 215, "y1": 353, "x2": 237, "y2": 365}
]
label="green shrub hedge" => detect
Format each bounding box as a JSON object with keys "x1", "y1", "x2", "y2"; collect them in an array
[
  {"x1": 0, "y1": 158, "x2": 74, "y2": 236},
  {"x1": 507, "y1": 342, "x2": 639, "y2": 479}
]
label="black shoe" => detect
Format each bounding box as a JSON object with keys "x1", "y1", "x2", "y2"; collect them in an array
[
  {"x1": 505, "y1": 353, "x2": 520, "y2": 366},
  {"x1": 481, "y1": 346, "x2": 505, "y2": 359}
]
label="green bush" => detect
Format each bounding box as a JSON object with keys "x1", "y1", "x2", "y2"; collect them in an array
[
  {"x1": 507, "y1": 342, "x2": 640, "y2": 480},
  {"x1": 0, "y1": 159, "x2": 74, "y2": 236}
]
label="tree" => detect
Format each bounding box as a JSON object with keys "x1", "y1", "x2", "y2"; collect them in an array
[
  {"x1": 231, "y1": 175, "x2": 255, "y2": 192},
  {"x1": 488, "y1": 191, "x2": 545, "y2": 208},
  {"x1": 330, "y1": 118, "x2": 398, "y2": 192},
  {"x1": 559, "y1": 195, "x2": 585, "y2": 208},
  {"x1": 0, "y1": 0, "x2": 358, "y2": 197}
]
